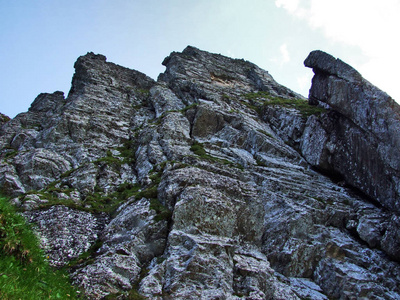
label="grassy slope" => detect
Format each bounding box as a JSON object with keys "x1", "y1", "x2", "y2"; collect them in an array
[{"x1": 0, "y1": 195, "x2": 79, "y2": 299}]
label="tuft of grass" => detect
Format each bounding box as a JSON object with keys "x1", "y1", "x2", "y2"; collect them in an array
[
  {"x1": 136, "y1": 88, "x2": 150, "y2": 97},
  {"x1": 65, "y1": 239, "x2": 103, "y2": 270},
  {"x1": 38, "y1": 166, "x2": 169, "y2": 220},
  {"x1": 0, "y1": 113, "x2": 11, "y2": 123},
  {"x1": 95, "y1": 156, "x2": 121, "y2": 165},
  {"x1": 93, "y1": 140, "x2": 137, "y2": 167},
  {"x1": 256, "y1": 159, "x2": 267, "y2": 167},
  {"x1": 77, "y1": 182, "x2": 142, "y2": 215},
  {"x1": 150, "y1": 198, "x2": 172, "y2": 222},
  {"x1": 116, "y1": 139, "x2": 137, "y2": 164},
  {"x1": 127, "y1": 289, "x2": 147, "y2": 300},
  {"x1": 60, "y1": 168, "x2": 77, "y2": 179},
  {"x1": 3, "y1": 150, "x2": 18, "y2": 160},
  {"x1": 180, "y1": 103, "x2": 198, "y2": 114},
  {"x1": 239, "y1": 99, "x2": 262, "y2": 115},
  {"x1": 190, "y1": 141, "x2": 207, "y2": 157},
  {"x1": 256, "y1": 129, "x2": 274, "y2": 139},
  {"x1": 221, "y1": 94, "x2": 231, "y2": 104},
  {"x1": 0, "y1": 195, "x2": 79, "y2": 299},
  {"x1": 244, "y1": 91, "x2": 326, "y2": 118},
  {"x1": 135, "y1": 186, "x2": 158, "y2": 201},
  {"x1": 264, "y1": 97, "x2": 326, "y2": 118},
  {"x1": 190, "y1": 141, "x2": 244, "y2": 170},
  {"x1": 22, "y1": 181, "x2": 141, "y2": 216}
]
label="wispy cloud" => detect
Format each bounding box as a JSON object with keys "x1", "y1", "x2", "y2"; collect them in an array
[
  {"x1": 280, "y1": 43, "x2": 290, "y2": 65},
  {"x1": 275, "y1": 0, "x2": 400, "y2": 100},
  {"x1": 271, "y1": 43, "x2": 291, "y2": 66},
  {"x1": 275, "y1": 0, "x2": 302, "y2": 16}
]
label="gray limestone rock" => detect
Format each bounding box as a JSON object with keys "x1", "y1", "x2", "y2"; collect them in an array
[
  {"x1": 381, "y1": 215, "x2": 400, "y2": 261},
  {"x1": 304, "y1": 50, "x2": 400, "y2": 214},
  {"x1": 72, "y1": 197, "x2": 168, "y2": 299},
  {"x1": 23, "y1": 205, "x2": 107, "y2": 267},
  {"x1": 1, "y1": 47, "x2": 400, "y2": 299},
  {"x1": 14, "y1": 148, "x2": 71, "y2": 191}
]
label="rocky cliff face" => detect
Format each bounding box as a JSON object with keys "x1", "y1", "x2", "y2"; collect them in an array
[{"x1": 1, "y1": 46, "x2": 400, "y2": 299}]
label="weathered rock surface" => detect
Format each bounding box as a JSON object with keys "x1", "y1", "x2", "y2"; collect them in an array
[
  {"x1": 304, "y1": 50, "x2": 400, "y2": 214},
  {"x1": 0, "y1": 113, "x2": 10, "y2": 127},
  {"x1": 1, "y1": 46, "x2": 400, "y2": 299},
  {"x1": 23, "y1": 205, "x2": 108, "y2": 267}
]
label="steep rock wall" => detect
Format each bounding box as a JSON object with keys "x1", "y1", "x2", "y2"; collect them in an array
[
  {"x1": 0, "y1": 47, "x2": 399, "y2": 299},
  {"x1": 304, "y1": 50, "x2": 400, "y2": 213}
]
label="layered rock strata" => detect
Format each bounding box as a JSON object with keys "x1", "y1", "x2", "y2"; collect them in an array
[
  {"x1": 304, "y1": 50, "x2": 400, "y2": 214},
  {"x1": 0, "y1": 46, "x2": 399, "y2": 299}
]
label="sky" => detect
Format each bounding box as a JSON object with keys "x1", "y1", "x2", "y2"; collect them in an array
[{"x1": 1, "y1": 0, "x2": 399, "y2": 118}]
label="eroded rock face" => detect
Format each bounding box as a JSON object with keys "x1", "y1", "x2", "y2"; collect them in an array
[
  {"x1": 1, "y1": 47, "x2": 400, "y2": 299},
  {"x1": 304, "y1": 50, "x2": 400, "y2": 214},
  {"x1": 23, "y1": 205, "x2": 108, "y2": 267}
]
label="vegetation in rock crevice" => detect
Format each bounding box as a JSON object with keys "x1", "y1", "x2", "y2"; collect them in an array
[
  {"x1": 244, "y1": 91, "x2": 326, "y2": 118},
  {"x1": 190, "y1": 141, "x2": 244, "y2": 170},
  {"x1": 17, "y1": 139, "x2": 140, "y2": 215},
  {"x1": 65, "y1": 239, "x2": 103, "y2": 270},
  {"x1": 136, "y1": 166, "x2": 172, "y2": 222},
  {"x1": 23, "y1": 181, "x2": 142, "y2": 216},
  {"x1": 0, "y1": 113, "x2": 11, "y2": 123}
]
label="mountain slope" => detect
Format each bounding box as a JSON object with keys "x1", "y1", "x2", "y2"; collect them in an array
[{"x1": 1, "y1": 46, "x2": 399, "y2": 299}]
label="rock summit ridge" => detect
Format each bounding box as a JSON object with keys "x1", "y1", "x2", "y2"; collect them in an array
[{"x1": 1, "y1": 47, "x2": 400, "y2": 299}]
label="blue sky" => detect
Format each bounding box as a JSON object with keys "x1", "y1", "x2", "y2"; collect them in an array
[{"x1": 1, "y1": 0, "x2": 399, "y2": 118}]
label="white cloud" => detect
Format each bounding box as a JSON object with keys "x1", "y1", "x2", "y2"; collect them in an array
[
  {"x1": 297, "y1": 72, "x2": 313, "y2": 96},
  {"x1": 280, "y1": 43, "x2": 290, "y2": 65},
  {"x1": 275, "y1": 0, "x2": 300, "y2": 14},
  {"x1": 271, "y1": 43, "x2": 291, "y2": 66},
  {"x1": 276, "y1": 0, "x2": 400, "y2": 100}
]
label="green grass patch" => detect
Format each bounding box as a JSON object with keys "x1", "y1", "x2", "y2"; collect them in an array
[
  {"x1": 116, "y1": 139, "x2": 137, "y2": 164},
  {"x1": 190, "y1": 141, "x2": 207, "y2": 157},
  {"x1": 0, "y1": 195, "x2": 79, "y2": 299},
  {"x1": 37, "y1": 171, "x2": 168, "y2": 220},
  {"x1": 60, "y1": 168, "x2": 78, "y2": 179},
  {"x1": 94, "y1": 140, "x2": 138, "y2": 167},
  {"x1": 239, "y1": 99, "x2": 262, "y2": 115},
  {"x1": 78, "y1": 182, "x2": 142, "y2": 215},
  {"x1": 180, "y1": 103, "x2": 198, "y2": 113},
  {"x1": 94, "y1": 149, "x2": 124, "y2": 166},
  {"x1": 135, "y1": 185, "x2": 158, "y2": 201},
  {"x1": 256, "y1": 159, "x2": 267, "y2": 167},
  {"x1": 95, "y1": 155, "x2": 122, "y2": 166},
  {"x1": 190, "y1": 141, "x2": 244, "y2": 170},
  {"x1": 22, "y1": 181, "x2": 141, "y2": 216},
  {"x1": 244, "y1": 91, "x2": 326, "y2": 118},
  {"x1": 134, "y1": 167, "x2": 171, "y2": 223},
  {"x1": 264, "y1": 97, "x2": 326, "y2": 118},
  {"x1": 221, "y1": 94, "x2": 231, "y2": 103},
  {"x1": 136, "y1": 88, "x2": 150, "y2": 97},
  {"x1": 149, "y1": 198, "x2": 172, "y2": 222},
  {"x1": 3, "y1": 150, "x2": 18, "y2": 160},
  {"x1": 0, "y1": 113, "x2": 11, "y2": 123},
  {"x1": 256, "y1": 129, "x2": 274, "y2": 139}
]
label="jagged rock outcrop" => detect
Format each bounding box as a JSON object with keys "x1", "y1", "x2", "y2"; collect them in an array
[
  {"x1": 304, "y1": 50, "x2": 400, "y2": 214},
  {"x1": 1, "y1": 46, "x2": 400, "y2": 299},
  {"x1": 0, "y1": 113, "x2": 10, "y2": 127}
]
